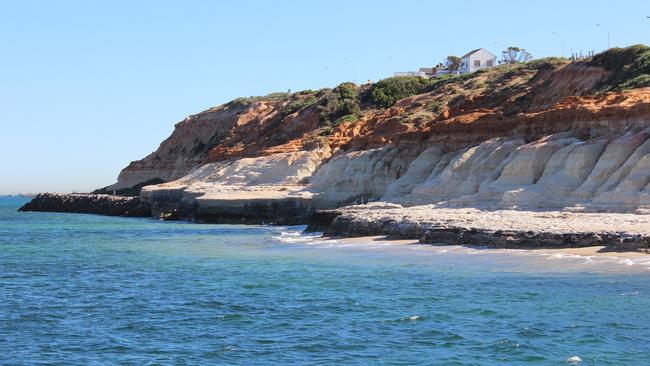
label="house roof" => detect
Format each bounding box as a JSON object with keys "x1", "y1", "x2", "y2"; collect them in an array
[{"x1": 461, "y1": 48, "x2": 496, "y2": 59}]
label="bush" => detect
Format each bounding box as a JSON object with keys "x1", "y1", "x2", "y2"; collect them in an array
[
  {"x1": 589, "y1": 44, "x2": 650, "y2": 91},
  {"x1": 426, "y1": 100, "x2": 445, "y2": 114},
  {"x1": 370, "y1": 76, "x2": 431, "y2": 108},
  {"x1": 265, "y1": 92, "x2": 291, "y2": 100},
  {"x1": 525, "y1": 57, "x2": 568, "y2": 71},
  {"x1": 334, "y1": 82, "x2": 357, "y2": 100},
  {"x1": 317, "y1": 82, "x2": 360, "y2": 123},
  {"x1": 619, "y1": 74, "x2": 650, "y2": 90},
  {"x1": 589, "y1": 45, "x2": 650, "y2": 70},
  {"x1": 228, "y1": 92, "x2": 293, "y2": 108},
  {"x1": 284, "y1": 95, "x2": 318, "y2": 114}
]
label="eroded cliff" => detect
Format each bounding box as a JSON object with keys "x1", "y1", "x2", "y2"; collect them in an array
[{"x1": 101, "y1": 46, "x2": 650, "y2": 225}]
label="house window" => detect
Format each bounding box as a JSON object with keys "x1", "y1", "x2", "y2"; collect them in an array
[
  {"x1": 474, "y1": 60, "x2": 481, "y2": 67},
  {"x1": 487, "y1": 60, "x2": 494, "y2": 67}
]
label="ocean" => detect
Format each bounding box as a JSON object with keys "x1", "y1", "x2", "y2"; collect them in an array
[{"x1": 1, "y1": 196, "x2": 649, "y2": 365}]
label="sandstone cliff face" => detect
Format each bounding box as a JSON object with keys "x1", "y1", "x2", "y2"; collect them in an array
[
  {"x1": 111, "y1": 103, "x2": 253, "y2": 189},
  {"x1": 110, "y1": 97, "x2": 293, "y2": 189},
  {"x1": 307, "y1": 146, "x2": 421, "y2": 208},
  {"x1": 140, "y1": 148, "x2": 331, "y2": 223},
  {"x1": 139, "y1": 126, "x2": 650, "y2": 223},
  {"x1": 383, "y1": 129, "x2": 650, "y2": 211},
  {"x1": 104, "y1": 47, "x2": 650, "y2": 221}
]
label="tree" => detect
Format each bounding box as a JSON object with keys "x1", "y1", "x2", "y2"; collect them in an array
[
  {"x1": 501, "y1": 46, "x2": 533, "y2": 64},
  {"x1": 446, "y1": 55, "x2": 462, "y2": 71}
]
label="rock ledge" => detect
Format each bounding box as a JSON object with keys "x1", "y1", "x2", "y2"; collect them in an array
[{"x1": 19, "y1": 193, "x2": 151, "y2": 217}]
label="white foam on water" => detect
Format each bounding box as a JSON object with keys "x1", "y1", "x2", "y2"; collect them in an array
[
  {"x1": 566, "y1": 355, "x2": 582, "y2": 364},
  {"x1": 270, "y1": 230, "x2": 650, "y2": 274},
  {"x1": 273, "y1": 230, "x2": 323, "y2": 244}
]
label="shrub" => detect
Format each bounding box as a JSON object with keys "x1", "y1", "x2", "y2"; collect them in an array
[
  {"x1": 317, "y1": 82, "x2": 360, "y2": 123},
  {"x1": 589, "y1": 45, "x2": 650, "y2": 70},
  {"x1": 426, "y1": 100, "x2": 446, "y2": 114},
  {"x1": 589, "y1": 44, "x2": 650, "y2": 92},
  {"x1": 370, "y1": 76, "x2": 431, "y2": 108},
  {"x1": 284, "y1": 95, "x2": 318, "y2": 114},
  {"x1": 228, "y1": 92, "x2": 293, "y2": 108},
  {"x1": 265, "y1": 92, "x2": 291, "y2": 100},
  {"x1": 334, "y1": 82, "x2": 357, "y2": 100},
  {"x1": 525, "y1": 57, "x2": 568, "y2": 71},
  {"x1": 619, "y1": 74, "x2": 650, "y2": 90}
]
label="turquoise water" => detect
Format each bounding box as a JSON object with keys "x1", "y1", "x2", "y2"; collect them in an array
[{"x1": 2, "y1": 196, "x2": 650, "y2": 365}]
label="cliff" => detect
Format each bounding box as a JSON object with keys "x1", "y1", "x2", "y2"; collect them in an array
[{"x1": 22, "y1": 45, "x2": 650, "y2": 249}]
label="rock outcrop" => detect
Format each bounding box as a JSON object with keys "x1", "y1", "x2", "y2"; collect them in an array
[
  {"x1": 19, "y1": 193, "x2": 151, "y2": 217},
  {"x1": 321, "y1": 204, "x2": 650, "y2": 251},
  {"x1": 141, "y1": 148, "x2": 330, "y2": 223}
]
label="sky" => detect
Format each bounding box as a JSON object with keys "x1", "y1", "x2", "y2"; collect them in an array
[{"x1": 1, "y1": 0, "x2": 649, "y2": 194}]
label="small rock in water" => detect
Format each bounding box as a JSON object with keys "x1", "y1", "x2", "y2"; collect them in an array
[{"x1": 566, "y1": 355, "x2": 582, "y2": 364}]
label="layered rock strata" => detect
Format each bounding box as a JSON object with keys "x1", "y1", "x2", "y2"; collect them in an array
[{"x1": 142, "y1": 128, "x2": 650, "y2": 221}]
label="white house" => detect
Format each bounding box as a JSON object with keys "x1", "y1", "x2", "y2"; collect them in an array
[{"x1": 458, "y1": 48, "x2": 497, "y2": 74}]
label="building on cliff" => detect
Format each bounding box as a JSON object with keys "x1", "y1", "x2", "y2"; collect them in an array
[
  {"x1": 394, "y1": 48, "x2": 497, "y2": 78},
  {"x1": 458, "y1": 48, "x2": 497, "y2": 73}
]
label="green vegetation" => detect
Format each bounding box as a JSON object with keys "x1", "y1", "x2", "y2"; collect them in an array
[
  {"x1": 316, "y1": 82, "x2": 360, "y2": 123},
  {"x1": 229, "y1": 92, "x2": 292, "y2": 108},
  {"x1": 368, "y1": 73, "x2": 484, "y2": 109},
  {"x1": 500, "y1": 46, "x2": 533, "y2": 64},
  {"x1": 589, "y1": 44, "x2": 650, "y2": 92},
  {"x1": 446, "y1": 56, "x2": 461, "y2": 71},
  {"x1": 369, "y1": 76, "x2": 432, "y2": 108},
  {"x1": 620, "y1": 74, "x2": 650, "y2": 90},
  {"x1": 284, "y1": 95, "x2": 318, "y2": 114},
  {"x1": 426, "y1": 100, "x2": 446, "y2": 114},
  {"x1": 524, "y1": 57, "x2": 568, "y2": 71}
]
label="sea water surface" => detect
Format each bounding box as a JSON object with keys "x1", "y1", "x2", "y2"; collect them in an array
[{"x1": 1, "y1": 196, "x2": 650, "y2": 365}]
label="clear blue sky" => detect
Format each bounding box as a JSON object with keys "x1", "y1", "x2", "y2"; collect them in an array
[{"x1": 1, "y1": 0, "x2": 648, "y2": 194}]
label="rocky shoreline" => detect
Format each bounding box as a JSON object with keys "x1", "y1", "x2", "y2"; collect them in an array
[
  {"x1": 17, "y1": 194, "x2": 650, "y2": 252},
  {"x1": 18, "y1": 193, "x2": 151, "y2": 217},
  {"x1": 316, "y1": 204, "x2": 650, "y2": 252}
]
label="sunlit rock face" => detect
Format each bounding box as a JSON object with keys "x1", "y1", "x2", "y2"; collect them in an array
[{"x1": 140, "y1": 126, "x2": 650, "y2": 220}]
